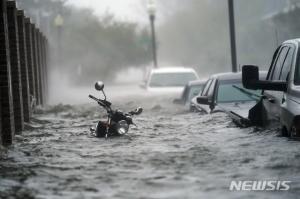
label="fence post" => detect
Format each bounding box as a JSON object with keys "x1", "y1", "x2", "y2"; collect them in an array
[
  {"x1": 0, "y1": 100, "x2": 1, "y2": 146},
  {"x1": 7, "y1": 1, "x2": 24, "y2": 133},
  {"x1": 45, "y1": 37, "x2": 49, "y2": 102},
  {"x1": 31, "y1": 24, "x2": 40, "y2": 106},
  {"x1": 36, "y1": 30, "x2": 43, "y2": 105},
  {"x1": 0, "y1": 0, "x2": 15, "y2": 145},
  {"x1": 41, "y1": 34, "x2": 47, "y2": 104},
  {"x1": 24, "y1": 18, "x2": 36, "y2": 109},
  {"x1": 17, "y1": 10, "x2": 30, "y2": 123}
]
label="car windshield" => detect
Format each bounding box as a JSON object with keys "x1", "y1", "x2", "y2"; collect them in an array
[
  {"x1": 217, "y1": 82, "x2": 261, "y2": 103},
  {"x1": 149, "y1": 72, "x2": 197, "y2": 87}
]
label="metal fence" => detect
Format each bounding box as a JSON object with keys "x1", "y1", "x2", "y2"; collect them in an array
[{"x1": 0, "y1": 0, "x2": 49, "y2": 146}]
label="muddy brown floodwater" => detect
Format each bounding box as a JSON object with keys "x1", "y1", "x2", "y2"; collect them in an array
[{"x1": 1, "y1": 86, "x2": 300, "y2": 199}]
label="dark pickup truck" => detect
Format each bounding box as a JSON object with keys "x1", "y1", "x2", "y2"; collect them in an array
[{"x1": 243, "y1": 39, "x2": 300, "y2": 137}]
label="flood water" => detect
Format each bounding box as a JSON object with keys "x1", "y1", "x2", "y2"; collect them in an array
[{"x1": 1, "y1": 85, "x2": 300, "y2": 199}]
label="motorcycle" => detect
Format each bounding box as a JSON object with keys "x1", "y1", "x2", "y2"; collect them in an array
[{"x1": 89, "y1": 81, "x2": 143, "y2": 138}]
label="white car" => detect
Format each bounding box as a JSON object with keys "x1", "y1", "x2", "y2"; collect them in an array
[{"x1": 144, "y1": 67, "x2": 199, "y2": 94}]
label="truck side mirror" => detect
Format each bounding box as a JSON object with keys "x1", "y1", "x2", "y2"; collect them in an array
[
  {"x1": 242, "y1": 65, "x2": 259, "y2": 90},
  {"x1": 242, "y1": 65, "x2": 288, "y2": 92},
  {"x1": 197, "y1": 96, "x2": 210, "y2": 105}
]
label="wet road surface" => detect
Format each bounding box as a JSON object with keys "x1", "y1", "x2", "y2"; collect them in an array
[{"x1": 1, "y1": 86, "x2": 300, "y2": 199}]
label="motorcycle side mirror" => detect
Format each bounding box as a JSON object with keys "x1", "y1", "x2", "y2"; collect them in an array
[{"x1": 95, "y1": 81, "x2": 104, "y2": 91}]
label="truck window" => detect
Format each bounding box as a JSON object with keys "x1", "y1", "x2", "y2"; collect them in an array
[
  {"x1": 280, "y1": 47, "x2": 294, "y2": 81},
  {"x1": 295, "y1": 57, "x2": 300, "y2": 85},
  {"x1": 201, "y1": 79, "x2": 212, "y2": 96},
  {"x1": 266, "y1": 46, "x2": 281, "y2": 80},
  {"x1": 207, "y1": 79, "x2": 217, "y2": 98},
  {"x1": 270, "y1": 46, "x2": 289, "y2": 80}
]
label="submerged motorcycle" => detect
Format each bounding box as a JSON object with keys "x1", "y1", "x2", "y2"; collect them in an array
[{"x1": 89, "y1": 81, "x2": 143, "y2": 138}]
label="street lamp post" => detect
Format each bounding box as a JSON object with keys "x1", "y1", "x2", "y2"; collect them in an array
[
  {"x1": 228, "y1": 0, "x2": 238, "y2": 72},
  {"x1": 54, "y1": 14, "x2": 64, "y2": 65},
  {"x1": 147, "y1": 0, "x2": 158, "y2": 68}
]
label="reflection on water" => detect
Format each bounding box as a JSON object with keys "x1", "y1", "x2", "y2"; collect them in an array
[{"x1": 1, "y1": 87, "x2": 300, "y2": 199}]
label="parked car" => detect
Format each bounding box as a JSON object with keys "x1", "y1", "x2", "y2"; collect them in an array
[
  {"x1": 242, "y1": 39, "x2": 300, "y2": 137},
  {"x1": 142, "y1": 67, "x2": 199, "y2": 94},
  {"x1": 193, "y1": 72, "x2": 267, "y2": 121},
  {"x1": 173, "y1": 79, "x2": 206, "y2": 110}
]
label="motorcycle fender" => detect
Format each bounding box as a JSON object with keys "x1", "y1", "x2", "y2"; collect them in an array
[{"x1": 96, "y1": 121, "x2": 108, "y2": 137}]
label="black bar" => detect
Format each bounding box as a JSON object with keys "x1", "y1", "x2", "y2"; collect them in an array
[
  {"x1": 17, "y1": 10, "x2": 31, "y2": 123},
  {"x1": 0, "y1": 0, "x2": 15, "y2": 145},
  {"x1": 24, "y1": 18, "x2": 36, "y2": 108},
  {"x1": 7, "y1": 1, "x2": 24, "y2": 133},
  {"x1": 228, "y1": 0, "x2": 238, "y2": 72},
  {"x1": 150, "y1": 15, "x2": 158, "y2": 68},
  {"x1": 31, "y1": 24, "x2": 40, "y2": 105}
]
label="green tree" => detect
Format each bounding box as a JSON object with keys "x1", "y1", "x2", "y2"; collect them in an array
[{"x1": 16, "y1": 0, "x2": 152, "y2": 84}]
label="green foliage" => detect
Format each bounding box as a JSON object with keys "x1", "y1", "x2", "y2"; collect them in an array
[
  {"x1": 57, "y1": 7, "x2": 152, "y2": 83},
  {"x1": 16, "y1": 0, "x2": 152, "y2": 84}
]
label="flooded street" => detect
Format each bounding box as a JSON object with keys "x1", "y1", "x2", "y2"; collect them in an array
[
  {"x1": 1, "y1": 86, "x2": 300, "y2": 199},
  {"x1": 2, "y1": 0, "x2": 300, "y2": 198}
]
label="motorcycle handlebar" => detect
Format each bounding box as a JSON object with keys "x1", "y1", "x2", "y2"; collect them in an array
[
  {"x1": 89, "y1": 94, "x2": 141, "y2": 115},
  {"x1": 129, "y1": 107, "x2": 143, "y2": 115},
  {"x1": 89, "y1": 95, "x2": 99, "y2": 102},
  {"x1": 89, "y1": 94, "x2": 112, "y2": 109}
]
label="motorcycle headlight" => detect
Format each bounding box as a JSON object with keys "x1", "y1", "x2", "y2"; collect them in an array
[{"x1": 116, "y1": 120, "x2": 129, "y2": 135}]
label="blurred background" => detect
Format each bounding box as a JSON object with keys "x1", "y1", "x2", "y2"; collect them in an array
[{"x1": 15, "y1": 0, "x2": 300, "y2": 103}]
